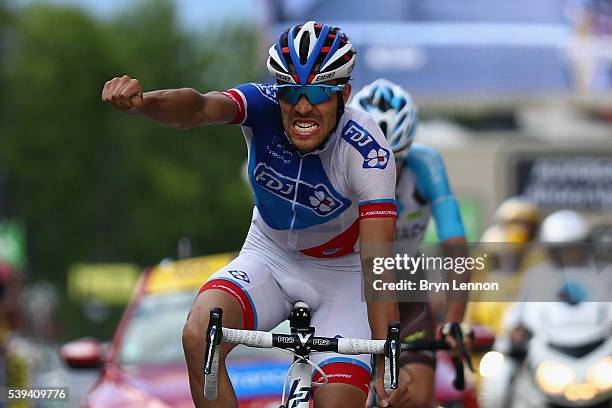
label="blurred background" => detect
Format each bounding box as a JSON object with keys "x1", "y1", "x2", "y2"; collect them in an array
[{"x1": 0, "y1": 0, "x2": 611, "y2": 407}]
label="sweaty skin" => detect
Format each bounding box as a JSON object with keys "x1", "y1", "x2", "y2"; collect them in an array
[{"x1": 278, "y1": 83, "x2": 351, "y2": 153}]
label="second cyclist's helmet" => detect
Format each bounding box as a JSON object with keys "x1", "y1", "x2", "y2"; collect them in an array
[
  {"x1": 350, "y1": 79, "x2": 418, "y2": 160},
  {"x1": 267, "y1": 21, "x2": 356, "y2": 85}
]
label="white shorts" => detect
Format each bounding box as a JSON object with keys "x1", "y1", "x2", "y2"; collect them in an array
[{"x1": 199, "y1": 223, "x2": 373, "y2": 394}]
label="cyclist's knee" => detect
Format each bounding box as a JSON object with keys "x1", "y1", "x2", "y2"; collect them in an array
[
  {"x1": 181, "y1": 318, "x2": 201, "y2": 350},
  {"x1": 401, "y1": 364, "x2": 435, "y2": 408},
  {"x1": 182, "y1": 289, "x2": 244, "y2": 352}
]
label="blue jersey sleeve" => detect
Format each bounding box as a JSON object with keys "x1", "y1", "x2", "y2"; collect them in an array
[
  {"x1": 223, "y1": 83, "x2": 280, "y2": 128},
  {"x1": 406, "y1": 144, "x2": 465, "y2": 241}
]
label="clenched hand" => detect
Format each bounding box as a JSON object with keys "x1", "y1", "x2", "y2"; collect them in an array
[{"x1": 101, "y1": 75, "x2": 144, "y2": 113}]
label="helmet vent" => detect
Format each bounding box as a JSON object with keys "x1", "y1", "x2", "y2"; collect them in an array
[
  {"x1": 379, "y1": 122, "x2": 388, "y2": 136},
  {"x1": 299, "y1": 34, "x2": 310, "y2": 65}
]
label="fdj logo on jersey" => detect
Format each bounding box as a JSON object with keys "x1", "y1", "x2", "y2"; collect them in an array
[
  {"x1": 253, "y1": 163, "x2": 344, "y2": 217},
  {"x1": 342, "y1": 121, "x2": 390, "y2": 169}
]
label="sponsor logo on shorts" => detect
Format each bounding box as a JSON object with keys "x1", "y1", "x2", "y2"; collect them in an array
[
  {"x1": 403, "y1": 330, "x2": 426, "y2": 342},
  {"x1": 229, "y1": 270, "x2": 250, "y2": 283},
  {"x1": 327, "y1": 373, "x2": 353, "y2": 379}
]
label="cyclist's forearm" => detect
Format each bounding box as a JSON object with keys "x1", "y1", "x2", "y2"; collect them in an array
[
  {"x1": 441, "y1": 238, "x2": 470, "y2": 323},
  {"x1": 361, "y1": 251, "x2": 399, "y2": 339},
  {"x1": 367, "y1": 300, "x2": 399, "y2": 339},
  {"x1": 140, "y1": 88, "x2": 208, "y2": 129},
  {"x1": 444, "y1": 301, "x2": 467, "y2": 323}
]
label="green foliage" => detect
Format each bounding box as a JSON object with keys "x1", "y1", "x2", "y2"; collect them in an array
[{"x1": 0, "y1": 0, "x2": 260, "y2": 289}]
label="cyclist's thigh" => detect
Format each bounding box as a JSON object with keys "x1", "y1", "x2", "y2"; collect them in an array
[
  {"x1": 308, "y1": 265, "x2": 372, "y2": 403},
  {"x1": 314, "y1": 383, "x2": 367, "y2": 408},
  {"x1": 197, "y1": 254, "x2": 291, "y2": 332}
]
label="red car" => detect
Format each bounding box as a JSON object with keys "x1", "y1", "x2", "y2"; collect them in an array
[{"x1": 61, "y1": 255, "x2": 291, "y2": 408}]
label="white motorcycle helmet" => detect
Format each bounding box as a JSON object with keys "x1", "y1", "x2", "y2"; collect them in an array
[
  {"x1": 539, "y1": 210, "x2": 590, "y2": 244},
  {"x1": 540, "y1": 210, "x2": 591, "y2": 268}
]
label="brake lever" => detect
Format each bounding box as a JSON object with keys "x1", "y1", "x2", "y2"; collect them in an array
[
  {"x1": 204, "y1": 308, "x2": 223, "y2": 374},
  {"x1": 452, "y1": 357, "x2": 466, "y2": 390},
  {"x1": 451, "y1": 325, "x2": 475, "y2": 372},
  {"x1": 385, "y1": 321, "x2": 400, "y2": 389},
  {"x1": 447, "y1": 323, "x2": 475, "y2": 373}
]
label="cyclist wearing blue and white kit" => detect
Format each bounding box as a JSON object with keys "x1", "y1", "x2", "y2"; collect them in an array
[
  {"x1": 102, "y1": 22, "x2": 403, "y2": 408},
  {"x1": 352, "y1": 79, "x2": 469, "y2": 408}
]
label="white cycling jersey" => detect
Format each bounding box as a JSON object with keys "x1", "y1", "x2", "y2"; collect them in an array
[
  {"x1": 199, "y1": 83, "x2": 399, "y2": 394},
  {"x1": 222, "y1": 83, "x2": 397, "y2": 258},
  {"x1": 395, "y1": 143, "x2": 465, "y2": 253}
]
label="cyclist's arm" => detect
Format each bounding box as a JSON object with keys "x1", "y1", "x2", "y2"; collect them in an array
[
  {"x1": 408, "y1": 144, "x2": 469, "y2": 323},
  {"x1": 102, "y1": 75, "x2": 238, "y2": 128},
  {"x1": 140, "y1": 89, "x2": 237, "y2": 128},
  {"x1": 347, "y1": 114, "x2": 400, "y2": 406},
  {"x1": 360, "y1": 217, "x2": 400, "y2": 338},
  {"x1": 441, "y1": 237, "x2": 469, "y2": 323}
]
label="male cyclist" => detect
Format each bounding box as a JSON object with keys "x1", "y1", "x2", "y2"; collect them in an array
[
  {"x1": 351, "y1": 79, "x2": 469, "y2": 408},
  {"x1": 103, "y1": 22, "x2": 402, "y2": 408}
]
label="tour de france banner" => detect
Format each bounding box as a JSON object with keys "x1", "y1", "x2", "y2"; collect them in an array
[{"x1": 360, "y1": 241, "x2": 612, "y2": 303}]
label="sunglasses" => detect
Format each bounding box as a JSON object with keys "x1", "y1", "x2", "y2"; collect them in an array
[{"x1": 275, "y1": 84, "x2": 345, "y2": 105}]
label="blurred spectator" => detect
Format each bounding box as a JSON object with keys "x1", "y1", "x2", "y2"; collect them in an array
[
  {"x1": 0, "y1": 261, "x2": 27, "y2": 397},
  {"x1": 493, "y1": 196, "x2": 541, "y2": 242},
  {"x1": 467, "y1": 223, "x2": 531, "y2": 333},
  {"x1": 24, "y1": 281, "x2": 59, "y2": 341},
  {"x1": 566, "y1": 0, "x2": 612, "y2": 92}
]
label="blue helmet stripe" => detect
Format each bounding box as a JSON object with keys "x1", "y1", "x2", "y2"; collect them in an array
[
  {"x1": 320, "y1": 28, "x2": 343, "y2": 69},
  {"x1": 275, "y1": 41, "x2": 289, "y2": 72},
  {"x1": 288, "y1": 23, "x2": 331, "y2": 84}
]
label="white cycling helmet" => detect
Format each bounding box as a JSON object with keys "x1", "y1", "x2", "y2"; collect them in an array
[
  {"x1": 267, "y1": 21, "x2": 356, "y2": 85},
  {"x1": 539, "y1": 210, "x2": 590, "y2": 243},
  {"x1": 349, "y1": 79, "x2": 418, "y2": 160}
]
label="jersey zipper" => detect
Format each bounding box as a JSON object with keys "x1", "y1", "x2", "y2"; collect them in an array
[{"x1": 288, "y1": 155, "x2": 304, "y2": 249}]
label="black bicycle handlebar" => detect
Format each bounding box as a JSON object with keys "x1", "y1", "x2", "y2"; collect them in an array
[{"x1": 203, "y1": 308, "x2": 469, "y2": 400}]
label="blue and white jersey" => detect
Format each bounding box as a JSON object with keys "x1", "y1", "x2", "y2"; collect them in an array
[
  {"x1": 395, "y1": 144, "x2": 465, "y2": 253},
  {"x1": 222, "y1": 83, "x2": 397, "y2": 257}
]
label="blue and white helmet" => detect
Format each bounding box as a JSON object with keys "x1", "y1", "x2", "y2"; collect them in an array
[
  {"x1": 267, "y1": 21, "x2": 356, "y2": 85},
  {"x1": 350, "y1": 79, "x2": 418, "y2": 160}
]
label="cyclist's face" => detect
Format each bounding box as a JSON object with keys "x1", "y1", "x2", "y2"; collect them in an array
[{"x1": 279, "y1": 83, "x2": 351, "y2": 153}]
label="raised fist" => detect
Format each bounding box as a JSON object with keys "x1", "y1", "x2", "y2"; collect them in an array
[{"x1": 101, "y1": 75, "x2": 144, "y2": 113}]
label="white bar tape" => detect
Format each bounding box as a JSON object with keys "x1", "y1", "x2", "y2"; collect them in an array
[
  {"x1": 204, "y1": 348, "x2": 220, "y2": 400},
  {"x1": 337, "y1": 338, "x2": 386, "y2": 355},
  {"x1": 222, "y1": 328, "x2": 274, "y2": 348}
]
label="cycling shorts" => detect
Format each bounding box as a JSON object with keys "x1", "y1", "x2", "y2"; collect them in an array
[{"x1": 199, "y1": 222, "x2": 373, "y2": 394}]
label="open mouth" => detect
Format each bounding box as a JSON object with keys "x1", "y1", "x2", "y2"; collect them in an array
[{"x1": 291, "y1": 120, "x2": 320, "y2": 137}]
